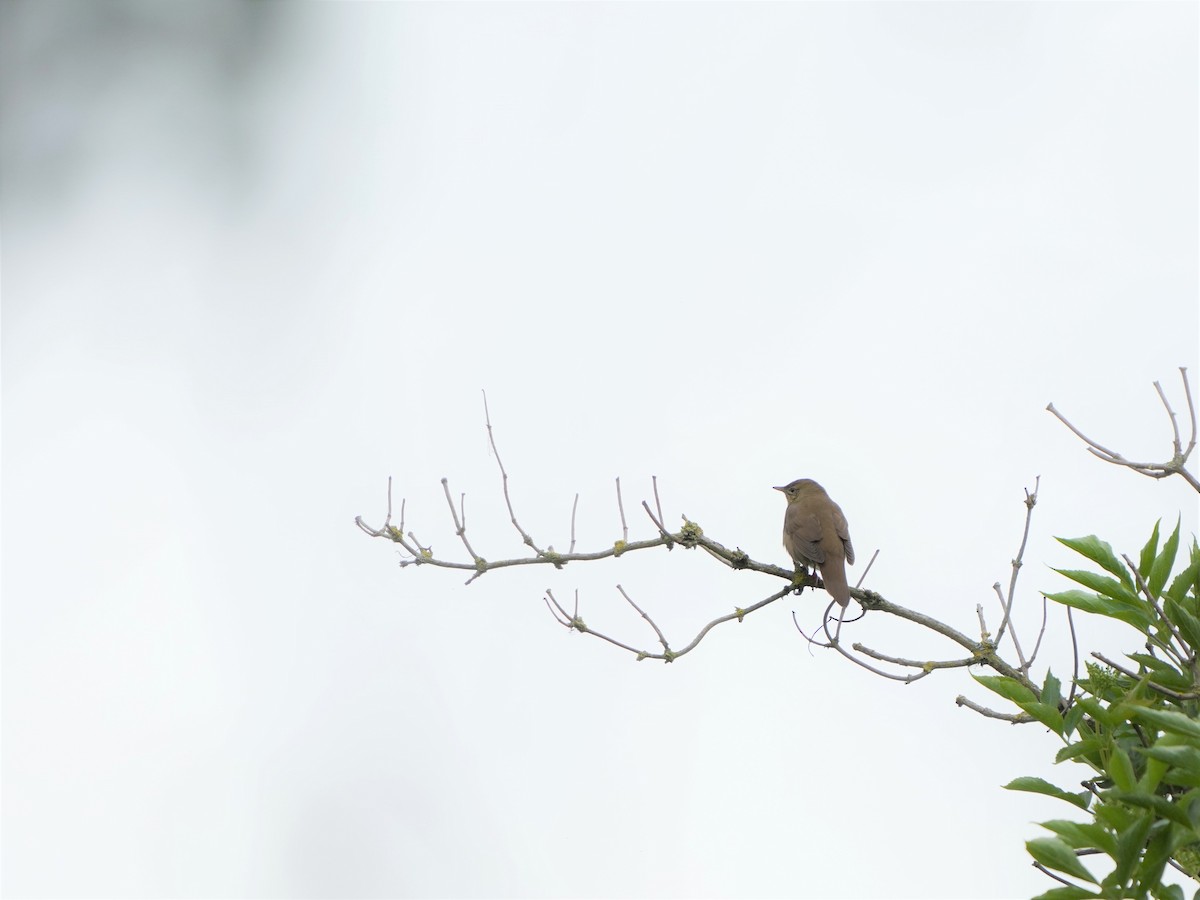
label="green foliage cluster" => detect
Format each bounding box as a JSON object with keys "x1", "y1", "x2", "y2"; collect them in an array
[{"x1": 980, "y1": 522, "x2": 1200, "y2": 899}]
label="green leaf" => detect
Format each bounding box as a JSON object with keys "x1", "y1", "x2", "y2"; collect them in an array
[
  {"x1": 1165, "y1": 551, "x2": 1200, "y2": 606},
  {"x1": 1063, "y1": 701, "x2": 1088, "y2": 738},
  {"x1": 1076, "y1": 695, "x2": 1122, "y2": 729},
  {"x1": 1032, "y1": 888, "x2": 1098, "y2": 900},
  {"x1": 1005, "y1": 776, "x2": 1090, "y2": 809},
  {"x1": 1060, "y1": 534, "x2": 1135, "y2": 589},
  {"x1": 1138, "y1": 823, "x2": 1178, "y2": 895},
  {"x1": 1098, "y1": 803, "x2": 1138, "y2": 833},
  {"x1": 1108, "y1": 745, "x2": 1137, "y2": 792},
  {"x1": 1018, "y1": 701, "x2": 1065, "y2": 734},
  {"x1": 1109, "y1": 791, "x2": 1195, "y2": 829},
  {"x1": 1164, "y1": 598, "x2": 1200, "y2": 655},
  {"x1": 1045, "y1": 590, "x2": 1154, "y2": 631},
  {"x1": 1110, "y1": 811, "x2": 1153, "y2": 888},
  {"x1": 1126, "y1": 652, "x2": 1192, "y2": 689},
  {"x1": 1057, "y1": 738, "x2": 1104, "y2": 765},
  {"x1": 1138, "y1": 746, "x2": 1200, "y2": 794},
  {"x1": 1140, "y1": 744, "x2": 1200, "y2": 777},
  {"x1": 1028, "y1": 836, "x2": 1098, "y2": 883},
  {"x1": 1151, "y1": 884, "x2": 1184, "y2": 900},
  {"x1": 1127, "y1": 653, "x2": 1182, "y2": 674},
  {"x1": 1040, "y1": 819, "x2": 1118, "y2": 857},
  {"x1": 1053, "y1": 568, "x2": 1143, "y2": 605},
  {"x1": 1163, "y1": 768, "x2": 1200, "y2": 789},
  {"x1": 1150, "y1": 518, "x2": 1182, "y2": 598},
  {"x1": 1043, "y1": 670, "x2": 1063, "y2": 711},
  {"x1": 974, "y1": 674, "x2": 1037, "y2": 705},
  {"x1": 1141, "y1": 521, "x2": 1163, "y2": 581},
  {"x1": 1129, "y1": 707, "x2": 1200, "y2": 740}
]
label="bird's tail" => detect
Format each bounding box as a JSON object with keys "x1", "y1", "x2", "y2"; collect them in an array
[{"x1": 820, "y1": 559, "x2": 851, "y2": 607}]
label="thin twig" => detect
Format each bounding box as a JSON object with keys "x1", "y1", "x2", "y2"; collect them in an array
[
  {"x1": 1046, "y1": 403, "x2": 1128, "y2": 463},
  {"x1": 955, "y1": 695, "x2": 1035, "y2": 723},
  {"x1": 543, "y1": 595, "x2": 570, "y2": 627},
  {"x1": 1120, "y1": 552, "x2": 1189, "y2": 667},
  {"x1": 544, "y1": 589, "x2": 576, "y2": 629},
  {"x1": 1155, "y1": 380, "x2": 1183, "y2": 460},
  {"x1": 615, "y1": 477, "x2": 628, "y2": 544},
  {"x1": 441, "y1": 478, "x2": 481, "y2": 563},
  {"x1": 1180, "y1": 367, "x2": 1197, "y2": 456},
  {"x1": 854, "y1": 549, "x2": 880, "y2": 589},
  {"x1": 995, "y1": 479, "x2": 1038, "y2": 674},
  {"x1": 1065, "y1": 607, "x2": 1080, "y2": 710},
  {"x1": 851, "y1": 644, "x2": 975, "y2": 671},
  {"x1": 569, "y1": 493, "x2": 579, "y2": 554},
  {"x1": 818, "y1": 617, "x2": 932, "y2": 683},
  {"x1": 1031, "y1": 862, "x2": 1079, "y2": 889},
  {"x1": 618, "y1": 584, "x2": 670, "y2": 653},
  {"x1": 652, "y1": 476, "x2": 666, "y2": 536},
  {"x1": 1025, "y1": 595, "x2": 1049, "y2": 674},
  {"x1": 1168, "y1": 858, "x2": 1192, "y2": 878},
  {"x1": 793, "y1": 609, "x2": 834, "y2": 650},
  {"x1": 640, "y1": 500, "x2": 673, "y2": 542},
  {"x1": 482, "y1": 391, "x2": 545, "y2": 554},
  {"x1": 977, "y1": 604, "x2": 991, "y2": 641}
]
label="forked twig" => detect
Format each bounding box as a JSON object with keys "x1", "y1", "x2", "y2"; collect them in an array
[
  {"x1": 1047, "y1": 368, "x2": 1199, "y2": 492},
  {"x1": 995, "y1": 478, "x2": 1039, "y2": 672}
]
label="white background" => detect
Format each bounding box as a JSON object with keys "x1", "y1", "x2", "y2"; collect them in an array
[{"x1": 4, "y1": 3, "x2": 1198, "y2": 897}]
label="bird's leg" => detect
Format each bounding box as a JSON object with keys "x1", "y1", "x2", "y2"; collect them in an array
[{"x1": 792, "y1": 564, "x2": 810, "y2": 594}]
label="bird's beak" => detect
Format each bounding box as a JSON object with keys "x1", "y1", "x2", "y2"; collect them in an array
[{"x1": 772, "y1": 485, "x2": 786, "y2": 493}]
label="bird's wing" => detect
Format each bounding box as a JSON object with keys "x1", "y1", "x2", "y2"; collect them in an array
[
  {"x1": 834, "y1": 507, "x2": 855, "y2": 565},
  {"x1": 785, "y1": 506, "x2": 825, "y2": 564}
]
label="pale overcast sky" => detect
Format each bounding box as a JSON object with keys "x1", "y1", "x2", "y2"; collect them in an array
[{"x1": 4, "y1": 3, "x2": 1198, "y2": 898}]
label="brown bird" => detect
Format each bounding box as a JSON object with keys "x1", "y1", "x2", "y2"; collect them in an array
[{"x1": 774, "y1": 478, "x2": 855, "y2": 606}]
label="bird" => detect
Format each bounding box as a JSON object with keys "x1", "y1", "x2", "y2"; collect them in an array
[{"x1": 773, "y1": 478, "x2": 855, "y2": 607}]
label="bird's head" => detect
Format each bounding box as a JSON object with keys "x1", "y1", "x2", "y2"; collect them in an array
[{"x1": 773, "y1": 478, "x2": 825, "y2": 503}]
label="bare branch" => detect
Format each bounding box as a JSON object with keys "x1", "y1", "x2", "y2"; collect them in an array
[
  {"x1": 854, "y1": 549, "x2": 880, "y2": 588},
  {"x1": 995, "y1": 479, "x2": 1038, "y2": 673},
  {"x1": 1046, "y1": 403, "x2": 1129, "y2": 464},
  {"x1": 441, "y1": 477, "x2": 481, "y2": 564},
  {"x1": 1065, "y1": 606, "x2": 1080, "y2": 710},
  {"x1": 955, "y1": 694, "x2": 1035, "y2": 724},
  {"x1": 1025, "y1": 595, "x2": 1049, "y2": 673},
  {"x1": 615, "y1": 477, "x2": 629, "y2": 545},
  {"x1": 641, "y1": 500, "x2": 673, "y2": 543},
  {"x1": 569, "y1": 493, "x2": 579, "y2": 554},
  {"x1": 652, "y1": 476, "x2": 666, "y2": 536},
  {"x1": 618, "y1": 584, "x2": 670, "y2": 653},
  {"x1": 482, "y1": 390, "x2": 546, "y2": 554},
  {"x1": 543, "y1": 594, "x2": 571, "y2": 627},
  {"x1": 1180, "y1": 366, "x2": 1197, "y2": 457},
  {"x1": 851, "y1": 643, "x2": 976, "y2": 672},
  {"x1": 1031, "y1": 861, "x2": 1081, "y2": 889},
  {"x1": 1048, "y1": 371, "x2": 1200, "y2": 492},
  {"x1": 816, "y1": 614, "x2": 931, "y2": 683},
  {"x1": 1155, "y1": 379, "x2": 1184, "y2": 460},
  {"x1": 566, "y1": 584, "x2": 794, "y2": 664}
]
